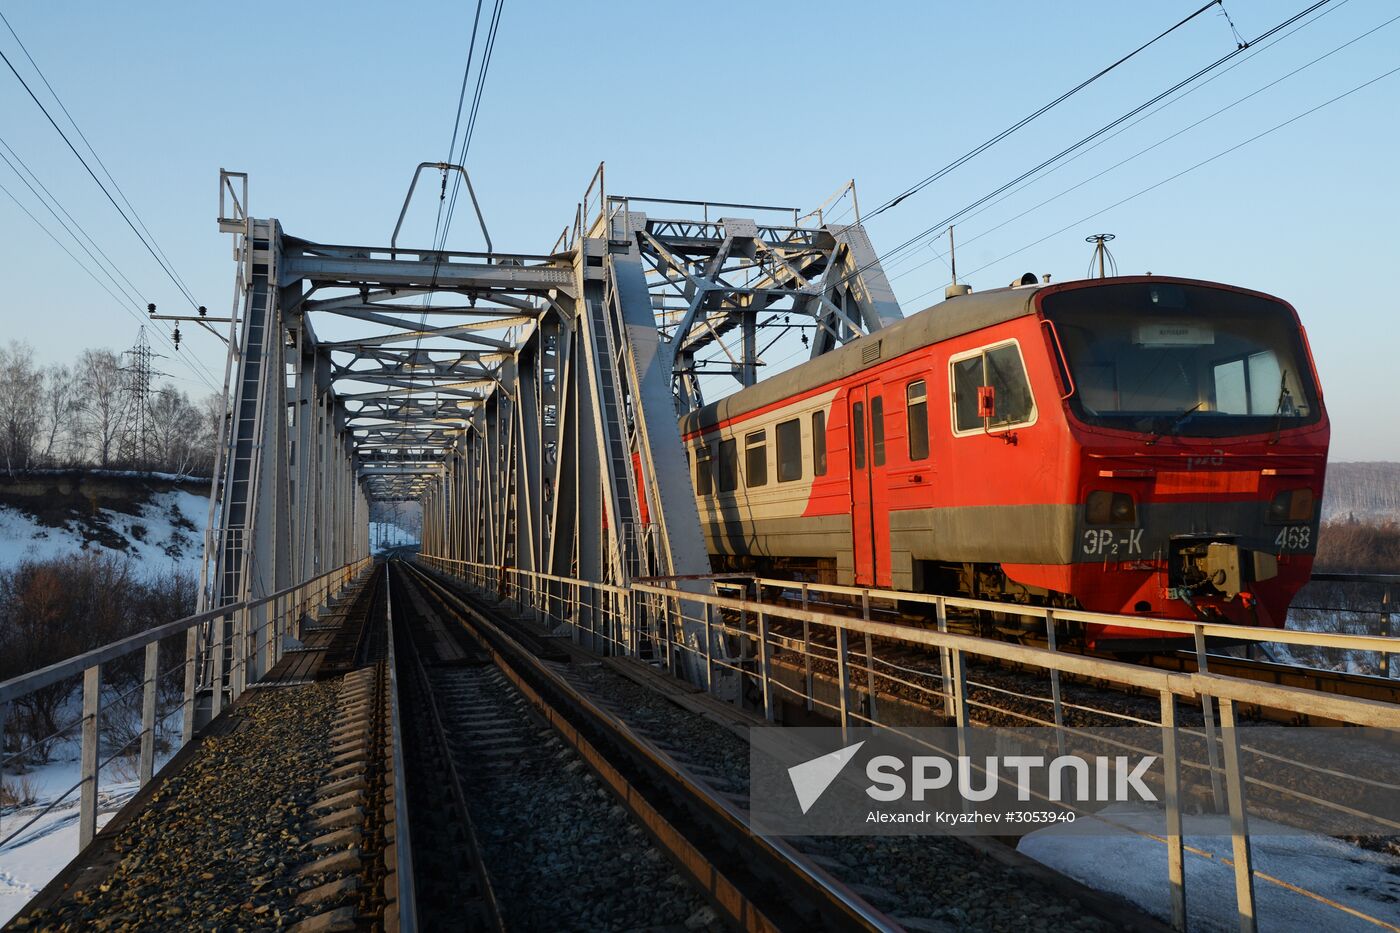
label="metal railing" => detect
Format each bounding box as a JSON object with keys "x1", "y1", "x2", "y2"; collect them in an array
[
  {"x1": 0, "y1": 557, "x2": 372, "y2": 860},
  {"x1": 417, "y1": 554, "x2": 1400, "y2": 933}
]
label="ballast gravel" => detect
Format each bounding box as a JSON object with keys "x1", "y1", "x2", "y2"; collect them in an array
[
  {"x1": 427, "y1": 664, "x2": 726, "y2": 932},
  {"x1": 12, "y1": 683, "x2": 343, "y2": 932},
  {"x1": 562, "y1": 660, "x2": 1122, "y2": 933}
]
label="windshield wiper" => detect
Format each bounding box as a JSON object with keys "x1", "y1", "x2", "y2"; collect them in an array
[
  {"x1": 1270, "y1": 369, "x2": 1293, "y2": 445},
  {"x1": 1145, "y1": 402, "x2": 1203, "y2": 445}
]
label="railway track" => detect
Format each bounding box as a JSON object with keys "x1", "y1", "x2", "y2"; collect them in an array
[
  {"x1": 407, "y1": 561, "x2": 1158, "y2": 933},
  {"x1": 281, "y1": 569, "x2": 407, "y2": 933},
  {"x1": 390, "y1": 559, "x2": 903, "y2": 932}
]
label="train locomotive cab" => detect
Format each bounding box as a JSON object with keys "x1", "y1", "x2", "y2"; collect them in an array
[
  {"x1": 1033, "y1": 277, "x2": 1328, "y2": 645},
  {"x1": 682, "y1": 274, "x2": 1329, "y2": 651}
]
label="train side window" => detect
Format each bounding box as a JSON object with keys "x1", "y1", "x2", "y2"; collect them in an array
[
  {"x1": 870, "y1": 396, "x2": 886, "y2": 466},
  {"x1": 985, "y1": 344, "x2": 1034, "y2": 426},
  {"x1": 952, "y1": 357, "x2": 983, "y2": 432},
  {"x1": 951, "y1": 341, "x2": 1037, "y2": 435},
  {"x1": 718, "y1": 438, "x2": 738, "y2": 492},
  {"x1": 852, "y1": 402, "x2": 866, "y2": 469},
  {"x1": 745, "y1": 431, "x2": 768, "y2": 487},
  {"x1": 811, "y1": 411, "x2": 828, "y2": 476},
  {"x1": 776, "y1": 419, "x2": 802, "y2": 482},
  {"x1": 907, "y1": 381, "x2": 929, "y2": 460},
  {"x1": 694, "y1": 446, "x2": 714, "y2": 496}
]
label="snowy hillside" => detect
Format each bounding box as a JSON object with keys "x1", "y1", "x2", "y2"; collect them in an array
[{"x1": 0, "y1": 473, "x2": 209, "y2": 578}]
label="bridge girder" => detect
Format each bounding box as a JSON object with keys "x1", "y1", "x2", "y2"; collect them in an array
[{"x1": 201, "y1": 168, "x2": 901, "y2": 694}]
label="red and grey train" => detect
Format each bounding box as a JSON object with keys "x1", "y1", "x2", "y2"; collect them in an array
[{"x1": 679, "y1": 276, "x2": 1329, "y2": 647}]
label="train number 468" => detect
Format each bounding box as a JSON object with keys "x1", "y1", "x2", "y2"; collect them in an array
[{"x1": 1274, "y1": 525, "x2": 1311, "y2": 551}]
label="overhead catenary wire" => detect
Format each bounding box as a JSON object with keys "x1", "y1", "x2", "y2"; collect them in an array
[
  {"x1": 866, "y1": 0, "x2": 1227, "y2": 220},
  {"x1": 918, "y1": 62, "x2": 1400, "y2": 301},
  {"x1": 0, "y1": 133, "x2": 224, "y2": 389},
  {"x1": 723, "y1": 2, "x2": 1340, "y2": 398},
  {"x1": 888, "y1": 0, "x2": 1382, "y2": 293},
  {"x1": 0, "y1": 39, "x2": 204, "y2": 314},
  {"x1": 877, "y1": 0, "x2": 1335, "y2": 272},
  {"x1": 0, "y1": 174, "x2": 219, "y2": 393},
  {"x1": 431, "y1": 0, "x2": 490, "y2": 254},
  {"x1": 438, "y1": 0, "x2": 505, "y2": 254},
  {"x1": 805, "y1": 0, "x2": 1338, "y2": 315},
  {"x1": 391, "y1": 0, "x2": 504, "y2": 468},
  {"x1": 0, "y1": 10, "x2": 200, "y2": 307}
]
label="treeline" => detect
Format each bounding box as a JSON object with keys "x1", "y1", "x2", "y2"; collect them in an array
[
  {"x1": 0, "y1": 341, "x2": 219, "y2": 476},
  {"x1": 1315, "y1": 519, "x2": 1400, "y2": 574},
  {"x1": 0, "y1": 552, "x2": 195, "y2": 763}
]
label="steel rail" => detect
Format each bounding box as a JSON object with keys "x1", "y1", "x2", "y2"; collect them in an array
[
  {"x1": 401, "y1": 560, "x2": 898, "y2": 933},
  {"x1": 385, "y1": 562, "x2": 506, "y2": 930},
  {"x1": 382, "y1": 566, "x2": 419, "y2": 933}
]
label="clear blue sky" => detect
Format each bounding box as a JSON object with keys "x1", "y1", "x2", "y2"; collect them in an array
[{"x1": 1, "y1": 0, "x2": 1396, "y2": 459}]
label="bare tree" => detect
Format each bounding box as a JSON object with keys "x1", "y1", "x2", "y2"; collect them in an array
[
  {"x1": 146, "y1": 385, "x2": 202, "y2": 474},
  {"x1": 197, "y1": 391, "x2": 224, "y2": 476},
  {"x1": 0, "y1": 342, "x2": 44, "y2": 475},
  {"x1": 40, "y1": 363, "x2": 79, "y2": 465},
  {"x1": 74, "y1": 349, "x2": 127, "y2": 467}
]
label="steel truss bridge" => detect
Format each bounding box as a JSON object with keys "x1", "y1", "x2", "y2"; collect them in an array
[
  {"x1": 191, "y1": 165, "x2": 903, "y2": 723},
  {"x1": 2, "y1": 166, "x2": 1397, "y2": 933}
]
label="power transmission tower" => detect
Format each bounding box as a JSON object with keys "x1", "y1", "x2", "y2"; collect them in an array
[{"x1": 119, "y1": 326, "x2": 159, "y2": 468}]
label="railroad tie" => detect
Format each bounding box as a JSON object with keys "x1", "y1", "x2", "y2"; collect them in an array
[{"x1": 289, "y1": 668, "x2": 385, "y2": 933}]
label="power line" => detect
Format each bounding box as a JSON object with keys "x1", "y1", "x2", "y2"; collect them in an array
[
  {"x1": 922, "y1": 62, "x2": 1400, "y2": 300},
  {"x1": 815, "y1": 0, "x2": 1338, "y2": 310},
  {"x1": 0, "y1": 10, "x2": 199, "y2": 305},
  {"x1": 0, "y1": 39, "x2": 204, "y2": 312},
  {"x1": 0, "y1": 136, "x2": 149, "y2": 310},
  {"x1": 0, "y1": 174, "x2": 219, "y2": 393},
  {"x1": 392, "y1": 0, "x2": 504, "y2": 462},
  {"x1": 866, "y1": 0, "x2": 1225, "y2": 219},
  {"x1": 0, "y1": 133, "x2": 224, "y2": 389},
  {"x1": 888, "y1": 0, "x2": 1381, "y2": 292},
  {"x1": 439, "y1": 0, "x2": 505, "y2": 253}
]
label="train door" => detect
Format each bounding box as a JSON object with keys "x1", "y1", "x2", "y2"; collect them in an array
[{"x1": 849, "y1": 382, "x2": 891, "y2": 586}]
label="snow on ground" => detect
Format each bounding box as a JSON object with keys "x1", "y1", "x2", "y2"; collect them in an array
[
  {"x1": 0, "y1": 805, "x2": 105, "y2": 924},
  {"x1": 1018, "y1": 803, "x2": 1400, "y2": 932},
  {"x1": 0, "y1": 488, "x2": 207, "y2": 577},
  {"x1": 1, "y1": 710, "x2": 181, "y2": 926},
  {"x1": 370, "y1": 521, "x2": 418, "y2": 551}
]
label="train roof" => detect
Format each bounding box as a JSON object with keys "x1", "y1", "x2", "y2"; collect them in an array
[{"x1": 681, "y1": 281, "x2": 1042, "y2": 435}]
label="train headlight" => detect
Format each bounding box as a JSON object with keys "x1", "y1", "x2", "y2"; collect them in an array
[
  {"x1": 1266, "y1": 488, "x2": 1314, "y2": 524},
  {"x1": 1086, "y1": 491, "x2": 1136, "y2": 525}
]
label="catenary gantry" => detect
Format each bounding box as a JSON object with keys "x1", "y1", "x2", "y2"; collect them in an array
[{"x1": 191, "y1": 167, "x2": 902, "y2": 721}]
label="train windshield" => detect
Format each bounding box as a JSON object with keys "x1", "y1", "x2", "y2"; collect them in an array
[{"x1": 1042, "y1": 282, "x2": 1320, "y2": 438}]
